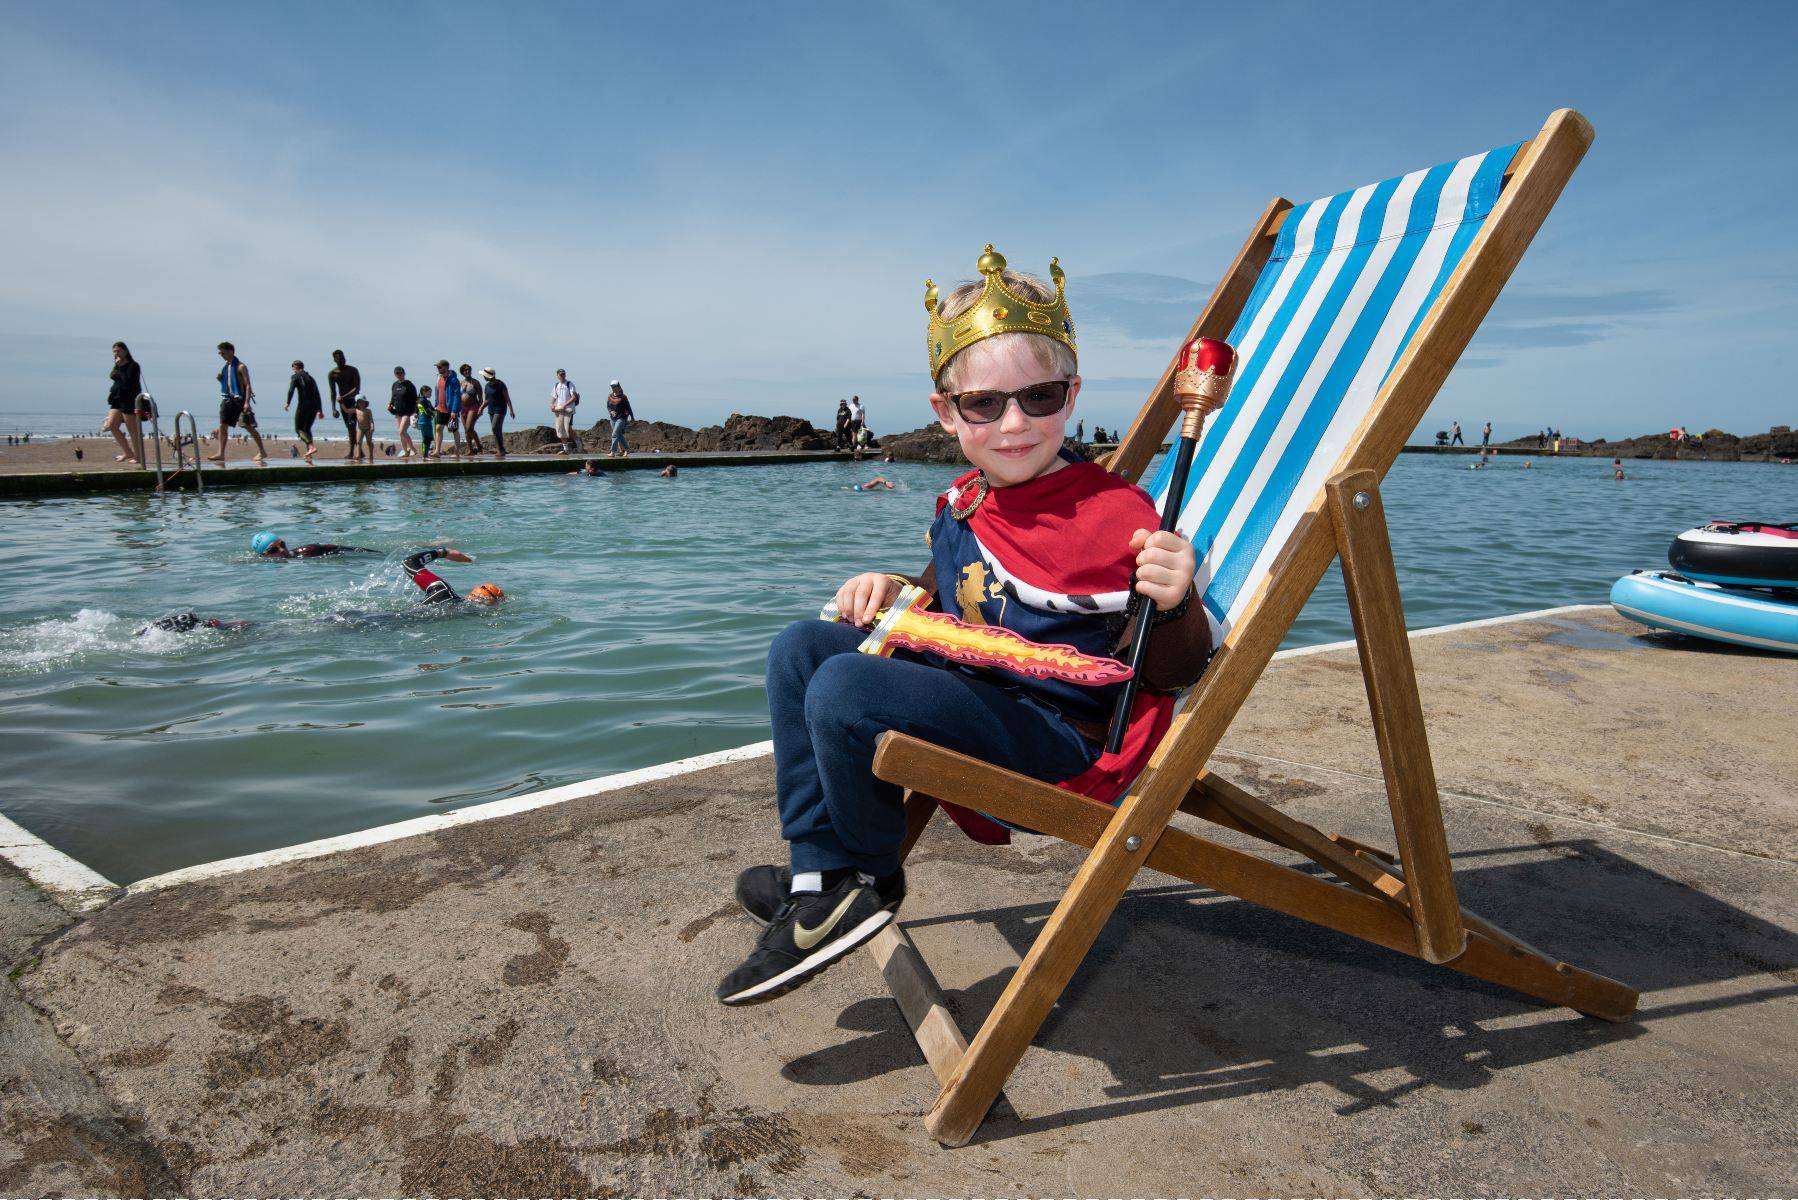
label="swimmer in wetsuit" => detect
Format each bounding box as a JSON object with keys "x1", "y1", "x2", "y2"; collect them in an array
[
  {"x1": 401, "y1": 547, "x2": 505, "y2": 606},
  {"x1": 252, "y1": 531, "x2": 376, "y2": 558},
  {"x1": 137, "y1": 612, "x2": 253, "y2": 636}
]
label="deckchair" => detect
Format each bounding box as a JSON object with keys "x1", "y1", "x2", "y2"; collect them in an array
[{"x1": 865, "y1": 108, "x2": 1638, "y2": 1146}]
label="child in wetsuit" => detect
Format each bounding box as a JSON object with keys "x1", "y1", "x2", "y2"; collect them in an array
[{"x1": 715, "y1": 247, "x2": 1213, "y2": 1006}]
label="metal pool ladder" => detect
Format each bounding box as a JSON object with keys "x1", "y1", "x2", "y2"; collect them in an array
[{"x1": 144, "y1": 396, "x2": 204, "y2": 494}]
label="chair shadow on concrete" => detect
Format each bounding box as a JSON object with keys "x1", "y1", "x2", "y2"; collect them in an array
[{"x1": 780, "y1": 837, "x2": 1797, "y2": 1143}]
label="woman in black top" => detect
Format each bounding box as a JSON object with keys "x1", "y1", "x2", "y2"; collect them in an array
[
  {"x1": 390, "y1": 367, "x2": 420, "y2": 458},
  {"x1": 104, "y1": 341, "x2": 145, "y2": 465}
]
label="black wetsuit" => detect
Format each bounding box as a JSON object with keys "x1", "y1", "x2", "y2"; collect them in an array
[
  {"x1": 328, "y1": 363, "x2": 362, "y2": 433},
  {"x1": 287, "y1": 370, "x2": 323, "y2": 445},
  {"x1": 402, "y1": 548, "x2": 462, "y2": 604},
  {"x1": 139, "y1": 612, "x2": 252, "y2": 635},
  {"x1": 269, "y1": 543, "x2": 372, "y2": 559}
]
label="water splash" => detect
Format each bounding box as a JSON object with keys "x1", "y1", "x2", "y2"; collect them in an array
[{"x1": 0, "y1": 607, "x2": 220, "y2": 673}]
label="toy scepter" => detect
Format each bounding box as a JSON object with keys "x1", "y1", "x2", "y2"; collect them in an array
[{"x1": 1105, "y1": 335, "x2": 1236, "y2": 754}]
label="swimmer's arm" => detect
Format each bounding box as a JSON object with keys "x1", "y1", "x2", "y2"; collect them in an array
[{"x1": 401, "y1": 546, "x2": 471, "y2": 571}]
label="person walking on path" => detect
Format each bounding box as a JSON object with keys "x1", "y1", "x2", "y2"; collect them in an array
[
  {"x1": 834, "y1": 399, "x2": 852, "y2": 450},
  {"x1": 328, "y1": 350, "x2": 363, "y2": 461},
  {"x1": 550, "y1": 369, "x2": 580, "y2": 453},
  {"x1": 1075, "y1": 418, "x2": 1084, "y2": 444},
  {"x1": 848, "y1": 394, "x2": 866, "y2": 441},
  {"x1": 1449, "y1": 420, "x2": 1463, "y2": 446},
  {"x1": 605, "y1": 381, "x2": 634, "y2": 457},
  {"x1": 1481, "y1": 420, "x2": 1492, "y2": 448},
  {"x1": 103, "y1": 341, "x2": 145, "y2": 465},
  {"x1": 458, "y1": 364, "x2": 485, "y2": 455},
  {"x1": 390, "y1": 367, "x2": 419, "y2": 458},
  {"x1": 211, "y1": 341, "x2": 267, "y2": 463},
  {"x1": 433, "y1": 360, "x2": 463, "y2": 458},
  {"x1": 285, "y1": 359, "x2": 323, "y2": 463},
  {"x1": 481, "y1": 368, "x2": 514, "y2": 459}
]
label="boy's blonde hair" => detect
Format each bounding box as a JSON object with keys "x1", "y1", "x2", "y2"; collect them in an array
[{"x1": 935, "y1": 269, "x2": 1078, "y2": 393}]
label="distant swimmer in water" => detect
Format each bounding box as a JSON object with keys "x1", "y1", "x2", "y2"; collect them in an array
[
  {"x1": 660, "y1": 464, "x2": 678, "y2": 478},
  {"x1": 575, "y1": 458, "x2": 602, "y2": 476},
  {"x1": 252, "y1": 531, "x2": 376, "y2": 559},
  {"x1": 1612, "y1": 457, "x2": 1625, "y2": 481},
  {"x1": 851, "y1": 476, "x2": 894, "y2": 491},
  {"x1": 137, "y1": 612, "x2": 253, "y2": 636}
]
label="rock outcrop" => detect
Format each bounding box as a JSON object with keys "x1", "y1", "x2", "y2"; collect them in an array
[
  {"x1": 1492, "y1": 424, "x2": 1797, "y2": 461},
  {"x1": 581, "y1": 413, "x2": 835, "y2": 453},
  {"x1": 877, "y1": 424, "x2": 965, "y2": 464}
]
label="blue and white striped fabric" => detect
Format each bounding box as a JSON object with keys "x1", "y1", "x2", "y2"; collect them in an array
[{"x1": 1144, "y1": 141, "x2": 1521, "y2": 640}]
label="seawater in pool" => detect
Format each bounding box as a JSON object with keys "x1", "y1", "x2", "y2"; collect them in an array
[{"x1": 0, "y1": 454, "x2": 1790, "y2": 880}]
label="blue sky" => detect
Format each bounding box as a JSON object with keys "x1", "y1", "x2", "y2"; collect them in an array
[{"x1": 1, "y1": 0, "x2": 1795, "y2": 441}]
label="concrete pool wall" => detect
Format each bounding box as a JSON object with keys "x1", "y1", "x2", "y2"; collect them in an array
[{"x1": 0, "y1": 447, "x2": 856, "y2": 499}]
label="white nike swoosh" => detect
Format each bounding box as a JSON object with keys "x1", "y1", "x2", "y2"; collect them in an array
[{"x1": 793, "y1": 889, "x2": 863, "y2": 950}]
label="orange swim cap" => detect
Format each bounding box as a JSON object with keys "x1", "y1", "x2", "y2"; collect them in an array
[{"x1": 469, "y1": 583, "x2": 505, "y2": 605}]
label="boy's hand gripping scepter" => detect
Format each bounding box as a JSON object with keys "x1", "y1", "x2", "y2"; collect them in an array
[{"x1": 1105, "y1": 336, "x2": 1236, "y2": 754}]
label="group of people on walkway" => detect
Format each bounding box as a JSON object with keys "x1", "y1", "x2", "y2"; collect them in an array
[
  {"x1": 266, "y1": 349, "x2": 525, "y2": 464},
  {"x1": 101, "y1": 342, "x2": 638, "y2": 466},
  {"x1": 551, "y1": 373, "x2": 637, "y2": 457},
  {"x1": 1443, "y1": 420, "x2": 1496, "y2": 447},
  {"x1": 833, "y1": 396, "x2": 869, "y2": 451}
]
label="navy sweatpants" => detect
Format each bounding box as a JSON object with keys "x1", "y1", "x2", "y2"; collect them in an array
[{"x1": 767, "y1": 619, "x2": 1098, "y2": 878}]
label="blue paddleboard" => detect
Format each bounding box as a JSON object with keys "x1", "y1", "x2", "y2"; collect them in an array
[{"x1": 1610, "y1": 570, "x2": 1798, "y2": 654}]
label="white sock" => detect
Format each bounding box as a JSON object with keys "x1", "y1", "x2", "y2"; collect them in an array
[{"x1": 791, "y1": 871, "x2": 823, "y2": 895}]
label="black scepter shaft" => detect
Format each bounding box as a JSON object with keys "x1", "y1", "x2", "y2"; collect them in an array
[
  {"x1": 1103, "y1": 335, "x2": 1235, "y2": 756},
  {"x1": 1104, "y1": 428, "x2": 1200, "y2": 754}
]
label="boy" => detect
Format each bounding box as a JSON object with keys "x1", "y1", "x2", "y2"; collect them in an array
[
  {"x1": 354, "y1": 397, "x2": 376, "y2": 462},
  {"x1": 717, "y1": 246, "x2": 1212, "y2": 1006},
  {"x1": 416, "y1": 385, "x2": 435, "y2": 456}
]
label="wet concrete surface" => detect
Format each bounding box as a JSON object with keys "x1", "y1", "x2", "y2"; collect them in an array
[
  {"x1": 1, "y1": 862, "x2": 182, "y2": 1196},
  {"x1": 6, "y1": 609, "x2": 1796, "y2": 1194}
]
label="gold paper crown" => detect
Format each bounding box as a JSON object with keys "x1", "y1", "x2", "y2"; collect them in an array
[{"x1": 925, "y1": 245, "x2": 1076, "y2": 381}]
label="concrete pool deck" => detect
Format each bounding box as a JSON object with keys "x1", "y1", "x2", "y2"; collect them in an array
[{"x1": 3, "y1": 606, "x2": 1794, "y2": 1194}]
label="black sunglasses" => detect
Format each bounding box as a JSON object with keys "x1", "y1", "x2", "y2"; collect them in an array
[{"x1": 947, "y1": 379, "x2": 1071, "y2": 425}]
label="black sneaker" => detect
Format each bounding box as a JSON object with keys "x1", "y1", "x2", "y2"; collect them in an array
[
  {"x1": 716, "y1": 874, "x2": 895, "y2": 1006},
  {"x1": 734, "y1": 865, "x2": 906, "y2": 925}
]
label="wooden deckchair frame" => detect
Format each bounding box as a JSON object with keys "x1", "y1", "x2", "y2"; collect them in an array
[{"x1": 864, "y1": 108, "x2": 1637, "y2": 1147}]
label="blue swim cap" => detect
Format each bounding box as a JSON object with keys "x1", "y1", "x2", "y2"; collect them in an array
[{"x1": 252, "y1": 531, "x2": 280, "y2": 555}]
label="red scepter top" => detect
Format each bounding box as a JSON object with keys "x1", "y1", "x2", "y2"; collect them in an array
[
  {"x1": 1172, "y1": 336, "x2": 1236, "y2": 436},
  {"x1": 1176, "y1": 336, "x2": 1236, "y2": 384}
]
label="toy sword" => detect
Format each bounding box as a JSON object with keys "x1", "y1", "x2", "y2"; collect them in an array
[
  {"x1": 821, "y1": 584, "x2": 1133, "y2": 686},
  {"x1": 1105, "y1": 335, "x2": 1236, "y2": 753}
]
